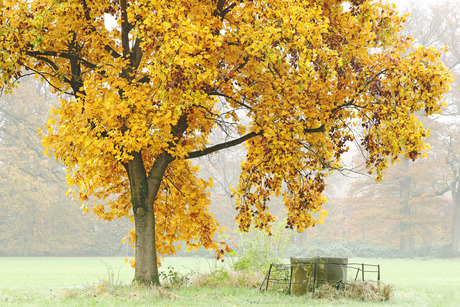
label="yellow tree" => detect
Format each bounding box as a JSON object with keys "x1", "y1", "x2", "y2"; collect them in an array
[{"x1": 0, "y1": 0, "x2": 452, "y2": 284}]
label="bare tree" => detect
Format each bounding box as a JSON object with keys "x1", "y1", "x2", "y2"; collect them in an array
[{"x1": 402, "y1": 1, "x2": 460, "y2": 254}]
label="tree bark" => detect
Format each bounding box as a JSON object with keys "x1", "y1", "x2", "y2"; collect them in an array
[{"x1": 124, "y1": 152, "x2": 173, "y2": 285}]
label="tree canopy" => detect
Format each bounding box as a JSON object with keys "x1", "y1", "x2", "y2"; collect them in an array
[{"x1": 0, "y1": 0, "x2": 452, "y2": 284}]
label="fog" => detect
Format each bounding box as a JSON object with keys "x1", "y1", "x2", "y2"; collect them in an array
[
  {"x1": 197, "y1": 0, "x2": 460, "y2": 260},
  {"x1": 0, "y1": 0, "x2": 458, "y2": 260}
]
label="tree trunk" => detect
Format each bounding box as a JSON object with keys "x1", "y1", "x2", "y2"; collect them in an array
[
  {"x1": 400, "y1": 205, "x2": 413, "y2": 253},
  {"x1": 452, "y1": 179, "x2": 460, "y2": 255},
  {"x1": 124, "y1": 152, "x2": 173, "y2": 285},
  {"x1": 133, "y1": 195, "x2": 159, "y2": 285},
  {"x1": 399, "y1": 175, "x2": 413, "y2": 253}
]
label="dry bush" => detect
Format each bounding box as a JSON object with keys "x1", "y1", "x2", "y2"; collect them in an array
[
  {"x1": 191, "y1": 269, "x2": 265, "y2": 288},
  {"x1": 314, "y1": 281, "x2": 393, "y2": 302}
]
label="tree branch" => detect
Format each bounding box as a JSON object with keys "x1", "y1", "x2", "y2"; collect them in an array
[
  {"x1": 25, "y1": 49, "x2": 98, "y2": 71},
  {"x1": 131, "y1": 38, "x2": 143, "y2": 70},
  {"x1": 215, "y1": 1, "x2": 237, "y2": 20},
  {"x1": 23, "y1": 66, "x2": 70, "y2": 94},
  {"x1": 220, "y1": 3, "x2": 237, "y2": 19},
  {"x1": 304, "y1": 125, "x2": 325, "y2": 133},
  {"x1": 80, "y1": 0, "x2": 122, "y2": 59},
  {"x1": 207, "y1": 91, "x2": 253, "y2": 110},
  {"x1": 120, "y1": 0, "x2": 131, "y2": 58},
  {"x1": 185, "y1": 131, "x2": 261, "y2": 159}
]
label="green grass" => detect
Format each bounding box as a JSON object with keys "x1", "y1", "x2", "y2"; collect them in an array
[
  {"x1": 0, "y1": 257, "x2": 459, "y2": 306},
  {"x1": 370, "y1": 258, "x2": 460, "y2": 306}
]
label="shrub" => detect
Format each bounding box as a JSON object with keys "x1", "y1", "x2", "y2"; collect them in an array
[
  {"x1": 232, "y1": 221, "x2": 292, "y2": 272},
  {"x1": 159, "y1": 265, "x2": 191, "y2": 288}
]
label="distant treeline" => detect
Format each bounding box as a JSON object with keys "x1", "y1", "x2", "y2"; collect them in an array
[{"x1": 0, "y1": 78, "x2": 134, "y2": 257}]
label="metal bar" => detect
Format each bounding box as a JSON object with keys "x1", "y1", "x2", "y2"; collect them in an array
[
  {"x1": 266, "y1": 264, "x2": 273, "y2": 291},
  {"x1": 259, "y1": 262, "x2": 381, "y2": 295},
  {"x1": 312, "y1": 262, "x2": 317, "y2": 295},
  {"x1": 354, "y1": 267, "x2": 359, "y2": 282},
  {"x1": 259, "y1": 264, "x2": 273, "y2": 291}
]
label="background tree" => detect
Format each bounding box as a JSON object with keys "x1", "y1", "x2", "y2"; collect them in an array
[
  {"x1": 346, "y1": 137, "x2": 451, "y2": 253},
  {"x1": 197, "y1": 130, "x2": 245, "y2": 232},
  {"x1": 331, "y1": 0, "x2": 460, "y2": 256},
  {"x1": 0, "y1": 77, "x2": 132, "y2": 256},
  {"x1": 400, "y1": 0, "x2": 460, "y2": 254},
  {"x1": 0, "y1": 0, "x2": 451, "y2": 284},
  {"x1": 428, "y1": 122, "x2": 460, "y2": 254}
]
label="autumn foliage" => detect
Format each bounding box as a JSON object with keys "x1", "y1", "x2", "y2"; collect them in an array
[{"x1": 0, "y1": 0, "x2": 452, "y2": 284}]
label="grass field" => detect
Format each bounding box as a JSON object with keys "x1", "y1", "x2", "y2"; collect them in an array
[{"x1": 0, "y1": 257, "x2": 459, "y2": 306}]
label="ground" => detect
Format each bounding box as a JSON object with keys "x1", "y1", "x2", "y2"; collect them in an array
[{"x1": 0, "y1": 257, "x2": 459, "y2": 306}]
